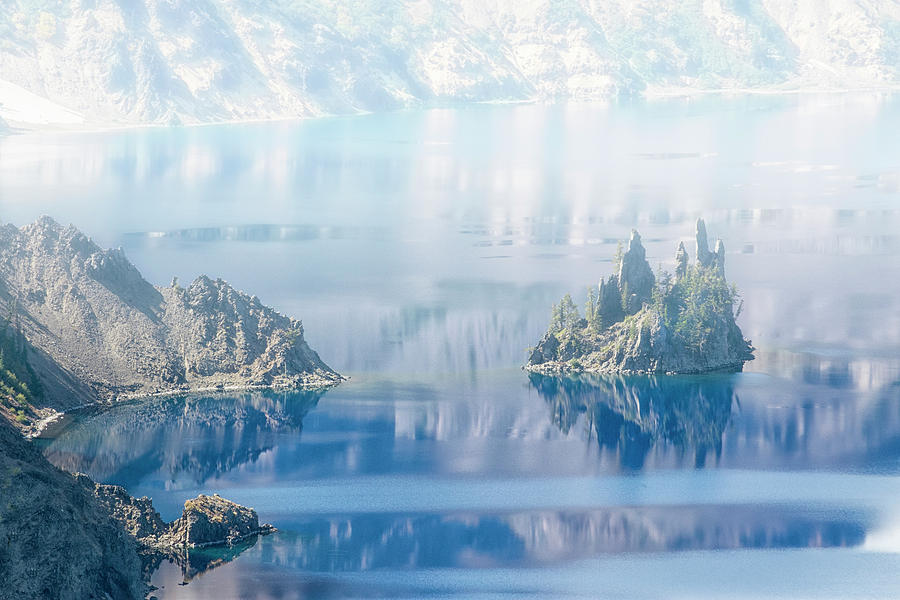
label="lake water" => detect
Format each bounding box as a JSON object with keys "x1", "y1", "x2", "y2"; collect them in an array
[{"x1": 4, "y1": 95, "x2": 900, "y2": 598}]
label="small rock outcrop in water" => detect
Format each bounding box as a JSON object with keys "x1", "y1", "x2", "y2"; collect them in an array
[
  {"x1": 165, "y1": 494, "x2": 275, "y2": 549},
  {"x1": 85, "y1": 481, "x2": 275, "y2": 553},
  {"x1": 0, "y1": 216, "x2": 342, "y2": 422},
  {"x1": 527, "y1": 219, "x2": 754, "y2": 375},
  {"x1": 618, "y1": 230, "x2": 656, "y2": 314}
]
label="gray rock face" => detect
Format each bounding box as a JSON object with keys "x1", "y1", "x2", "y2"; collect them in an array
[
  {"x1": 0, "y1": 418, "x2": 146, "y2": 599},
  {"x1": 84, "y1": 477, "x2": 168, "y2": 543},
  {"x1": 0, "y1": 217, "x2": 342, "y2": 415},
  {"x1": 617, "y1": 230, "x2": 655, "y2": 314},
  {"x1": 88, "y1": 484, "x2": 274, "y2": 553},
  {"x1": 529, "y1": 332, "x2": 559, "y2": 365},
  {"x1": 696, "y1": 218, "x2": 726, "y2": 277},
  {"x1": 695, "y1": 218, "x2": 714, "y2": 267},
  {"x1": 597, "y1": 274, "x2": 625, "y2": 328},
  {"x1": 714, "y1": 239, "x2": 726, "y2": 278}
]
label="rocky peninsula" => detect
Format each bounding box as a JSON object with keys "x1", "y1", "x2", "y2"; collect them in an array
[
  {"x1": 527, "y1": 219, "x2": 754, "y2": 375},
  {"x1": 0, "y1": 216, "x2": 342, "y2": 434}
]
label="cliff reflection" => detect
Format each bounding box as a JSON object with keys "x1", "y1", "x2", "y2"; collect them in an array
[
  {"x1": 41, "y1": 390, "x2": 324, "y2": 489},
  {"x1": 529, "y1": 373, "x2": 737, "y2": 469}
]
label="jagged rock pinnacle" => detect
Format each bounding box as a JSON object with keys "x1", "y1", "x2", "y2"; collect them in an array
[
  {"x1": 714, "y1": 239, "x2": 726, "y2": 278},
  {"x1": 597, "y1": 274, "x2": 624, "y2": 328},
  {"x1": 618, "y1": 229, "x2": 655, "y2": 314},
  {"x1": 696, "y1": 218, "x2": 714, "y2": 267}
]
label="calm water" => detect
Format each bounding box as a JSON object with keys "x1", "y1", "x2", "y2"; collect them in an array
[{"x1": 5, "y1": 95, "x2": 900, "y2": 598}]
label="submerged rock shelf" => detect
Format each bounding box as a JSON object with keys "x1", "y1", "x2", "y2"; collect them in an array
[{"x1": 527, "y1": 219, "x2": 754, "y2": 375}]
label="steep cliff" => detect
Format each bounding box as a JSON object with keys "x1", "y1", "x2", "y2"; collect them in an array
[
  {"x1": 0, "y1": 418, "x2": 147, "y2": 599},
  {"x1": 528, "y1": 219, "x2": 753, "y2": 375},
  {"x1": 0, "y1": 216, "x2": 341, "y2": 430}
]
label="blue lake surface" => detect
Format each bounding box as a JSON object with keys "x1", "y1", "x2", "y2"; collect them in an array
[{"x1": 4, "y1": 95, "x2": 900, "y2": 598}]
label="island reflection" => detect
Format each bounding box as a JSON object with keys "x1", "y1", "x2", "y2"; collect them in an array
[{"x1": 529, "y1": 372, "x2": 737, "y2": 469}]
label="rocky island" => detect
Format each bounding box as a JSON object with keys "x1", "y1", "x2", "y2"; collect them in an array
[{"x1": 527, "y1": 219, "x2": 754, "y2": 375}]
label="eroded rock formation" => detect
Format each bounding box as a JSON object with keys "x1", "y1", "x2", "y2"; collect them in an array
[
  {"x1": 618, "y1": 230, "x2": 655, "y2": 314},
  {"x1": 86, "y1": 482, "x2": 275, "y2": 554}
]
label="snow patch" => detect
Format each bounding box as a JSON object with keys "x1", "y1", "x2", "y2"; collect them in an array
[{"x1": 0, "y1": 79, "x2": 84, "y2": 126}]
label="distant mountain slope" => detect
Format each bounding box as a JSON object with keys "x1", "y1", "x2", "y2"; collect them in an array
[
  {"x1": 1, "y1": 0, "x2": 898, "y2": 127},
  {"x1": 0, "y1": 217, "x2": 341, "y2": 425}
]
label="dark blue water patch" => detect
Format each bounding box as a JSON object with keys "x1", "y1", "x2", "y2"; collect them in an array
[
  {"x1": 528, "y1": 372, "x2": 737, "y2": 470},
  {"x1": 39, "y1": 365, "x2": 900, "y2": 512}
]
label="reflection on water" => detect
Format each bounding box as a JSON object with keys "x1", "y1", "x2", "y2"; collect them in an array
[
  {"x1": 270, "y1": 506, "x2": 864, "y2": 571},
  {"x1": 145, "y1": 536, "x2": 263, "y2": 585},
  {"x1": 530, "y1": 373, "x2": 736, "y2": 469}
]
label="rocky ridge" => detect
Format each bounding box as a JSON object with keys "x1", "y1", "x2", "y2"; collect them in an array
[
  {"x1": 0, "y1": 216, "x2": 341, "y2": 432},
  {"x1": 527, "y1": 219, "x2": 753, "y2": 375},
  {"x1": 2, "y1": 1, "x2": 900, "y2": 127}
]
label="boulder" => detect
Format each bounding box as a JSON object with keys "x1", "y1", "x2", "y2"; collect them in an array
[
  {"x1": 87, "y1": 484, "x2": 275, "y2": 553},
  {"x1": 163, "y1": 494, "x2": 275, "y2": 549}
]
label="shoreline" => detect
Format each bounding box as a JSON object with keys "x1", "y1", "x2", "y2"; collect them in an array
[
  {"x1": 523, "y1": 361, "x2": 748, "y2": 377},
  {"x1": 3, "y1": 86, "x2": 900, "y2": 137}
]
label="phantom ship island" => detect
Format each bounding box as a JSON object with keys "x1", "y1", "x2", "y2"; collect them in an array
[{"x1": 527, "y1": 219, "x2": 754, "y2": 375}]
